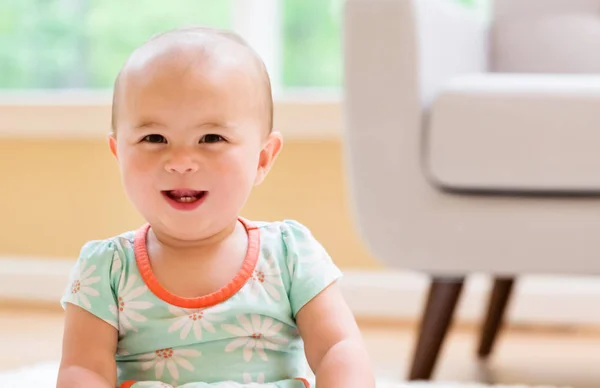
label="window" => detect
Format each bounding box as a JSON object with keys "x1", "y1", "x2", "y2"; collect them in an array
[
  {"x1": 0, "y1": 0, "x2": 233, "y2": 89},
  {"x1": 282, "y1": 0, "x2": 342, "y2": 89},
  {"x1": 0, "y1": 0, "x2": 344, "y2": 93}
]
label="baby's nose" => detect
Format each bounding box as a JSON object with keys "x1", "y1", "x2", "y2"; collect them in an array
[{"x1": 165, "y1": 153, "x2": 199, "y2": 174}]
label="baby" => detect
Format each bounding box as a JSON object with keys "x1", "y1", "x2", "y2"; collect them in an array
[{"x1": 56, "y1": 27, "x2": 375, "y2": 388}]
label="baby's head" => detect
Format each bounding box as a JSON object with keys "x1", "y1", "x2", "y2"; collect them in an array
[{"x1": 109, "y1": 27, "x2": 282, "y2": 242}]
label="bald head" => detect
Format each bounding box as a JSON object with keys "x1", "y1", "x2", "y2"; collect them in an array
[{"x1": 111, "y1": 26, "x2": 273, "y2": 133}]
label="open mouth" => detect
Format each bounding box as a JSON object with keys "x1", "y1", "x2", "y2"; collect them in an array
[{"x1": 162, "y1": 189, "x2": 207, "y2": 204}]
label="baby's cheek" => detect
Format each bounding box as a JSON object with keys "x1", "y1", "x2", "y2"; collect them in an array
[
  {"x1": 126, "y1": 150, "x2": 159, "y2": 173},
  {"x1": 212, "y1": 149, "x2": 256, "y2": 176},
  {"x1": 121, "y1": 156, "x2": 158, "y2": 196},
  {"x1": 213, "y1": 160, "x2": 257, "y2": 199}
]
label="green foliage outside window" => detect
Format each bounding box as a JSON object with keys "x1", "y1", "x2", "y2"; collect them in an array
[
  {"x1": 282, "y1": 0, "x2": 342, "y2": 88},
  {"x1": 0, "y1": 0, "x2": 342, "y2": 90},
  {"x1": 0, "y1": 0, "x2": 232, "y2": 89}
]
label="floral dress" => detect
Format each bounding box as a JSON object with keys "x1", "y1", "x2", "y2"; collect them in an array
[{"x1": 61, "y1": 219, "x2": 342, "y2": 388}]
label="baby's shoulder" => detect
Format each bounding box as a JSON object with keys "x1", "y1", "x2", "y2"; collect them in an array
[
  {"x1": 74, "y1": 230, "x2": 137, "y2": 273},
  {"x1": 250, "y1": 219, "x2": 342, "y2": 318},
  {"x1": 251, "y1": 219, "x2": 331, "y2": 266},
  {"x1": 79, "y1": 230, "x2": 135, "y2": 255},
  {"x1": 61, "y1": 230, "x2": 137, "y2": 329},
  {"x1": 253, "y1": 219, "x2": 319, "y2": 250},
  {"x1": 253, "y1": 218, "x2": 315, "y2": 238}
]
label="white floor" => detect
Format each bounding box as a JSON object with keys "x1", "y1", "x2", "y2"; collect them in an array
[{"x1": 0, "y1": 361, "x2": 564, "y2": 388}]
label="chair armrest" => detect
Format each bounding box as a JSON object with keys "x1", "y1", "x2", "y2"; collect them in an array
[
  {"x1": 341, "y1": 0, "x2": 488, "y2": 256},
  {"x1": 427, "y1": 73, "x2": 600, "y2": 193}
]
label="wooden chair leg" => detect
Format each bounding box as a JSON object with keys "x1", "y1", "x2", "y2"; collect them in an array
[
  {"x1": 477, "y1": 277, "x2": 515, "y2": 359},
  {"x1": 408, "y1": 277, "x2": 465, "y2": 381}
]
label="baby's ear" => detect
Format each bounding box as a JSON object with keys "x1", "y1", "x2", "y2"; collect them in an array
[
  {"x1": 108, "y1": 132, "x2": 118, "y2": 159},
  {"x1": 255, "y1": 131, "x2": 283, "y2": 185}
]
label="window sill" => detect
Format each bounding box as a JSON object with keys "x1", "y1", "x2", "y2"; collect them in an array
[{"x1": 0, "y1": 90, "x2": 342, "y2": 140}]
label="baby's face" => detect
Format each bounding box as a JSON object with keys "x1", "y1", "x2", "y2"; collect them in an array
[{"x1": 110, "y1": 44, "x2": 280, "y2": 241}]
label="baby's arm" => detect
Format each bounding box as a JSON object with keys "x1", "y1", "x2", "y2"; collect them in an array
[
  {"x1": 57, "y1": 304, "x2": 118, "y2": 388},
  {"x1": 296, "y1": 282, "x2": 375, "y2": 388}
]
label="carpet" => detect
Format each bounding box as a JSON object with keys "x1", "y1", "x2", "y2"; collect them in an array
[{"x1": 0, "y1": 362, "x2": 569, "y2": 388}]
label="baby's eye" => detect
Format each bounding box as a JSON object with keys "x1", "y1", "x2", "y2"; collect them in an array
[
  {"x1": 142, "y1": 134, "x2": 167, "y2": 143},
  {"x1": 200, "y1": 134, "x2": 224, "y2": 143}
]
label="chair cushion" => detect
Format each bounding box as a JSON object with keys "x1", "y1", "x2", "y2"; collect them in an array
[
  {"x1": 491, "y1": 12, "x2": 600, "y2": 74},
  {"x1": 426, "y1": 73, "x2": 600, "y2": 194},
  {"x1": 493, "y1": 0, "x2": 600, "y2": 18}
]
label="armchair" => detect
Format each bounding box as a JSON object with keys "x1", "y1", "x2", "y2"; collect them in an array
[{"x1": 342, "y1": 0, "x2": 600, "y2": 380}]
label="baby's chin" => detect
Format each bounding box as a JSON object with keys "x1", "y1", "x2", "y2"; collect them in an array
[{"x1": 149, "y1": 215, "x2": 238, "y2": 245}]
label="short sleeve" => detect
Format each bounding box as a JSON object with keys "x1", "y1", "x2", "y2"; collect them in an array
[
  {"x1": 281, "y1": 220, "x2": 343, "y2": 317},
  {"x1": 60, "y1": 239, "x2": 121, "y2": 330}
]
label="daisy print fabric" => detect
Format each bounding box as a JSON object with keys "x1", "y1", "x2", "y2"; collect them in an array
[
  {"x1": 127, "y1": 375, "x2": 308, "y2": 387},
  {"x1": 60, "y1": 219, "x2": 342, "y2": 388}
]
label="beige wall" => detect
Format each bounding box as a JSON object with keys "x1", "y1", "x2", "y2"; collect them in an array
[{"x1": 0, "y1": 139, "x2": 380, "y2": 269}]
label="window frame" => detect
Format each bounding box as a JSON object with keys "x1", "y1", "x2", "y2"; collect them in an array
[{"x1": 0, "y1": 90, "x2": 341, "y2": 140}]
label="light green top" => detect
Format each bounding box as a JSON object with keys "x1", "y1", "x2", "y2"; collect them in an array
[{"x1": 60, "y1": 219, "x2": 342, "y2": 388}]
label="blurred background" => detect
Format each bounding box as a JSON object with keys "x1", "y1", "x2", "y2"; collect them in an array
[
  {"x1": 0, "y1": 0, "x2": 343, "y2": 90},
  {"x1": 1, "y1": 0, "x2": 599, "y2": 387},
  {"x1": 0, "y1": 0, "x2": 367, "y2": 266}
]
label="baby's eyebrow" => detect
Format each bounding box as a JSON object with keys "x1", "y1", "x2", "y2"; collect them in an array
[
  {"x1": 134, "y1": 120, "x2": 166, "y2": 130},
  {"x1": 194, "y1": 121, "x2": 237, "y2": 131},
  {"x1": 132, "y1": 120, "x2": 237, "y2": 131}
]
